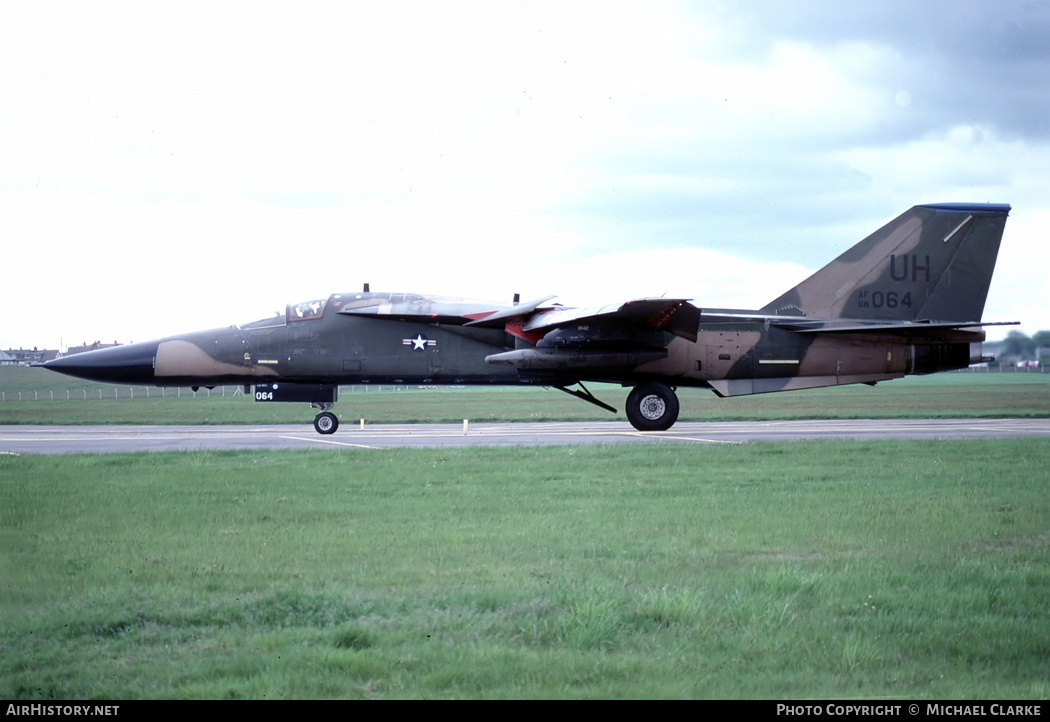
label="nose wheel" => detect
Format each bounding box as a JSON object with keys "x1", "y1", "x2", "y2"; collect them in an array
[
  {"x1": 313, "y1": 411, "x2": 339, "y2": 434},
  {"x1": 311, "y1": 401, "x2": 339, "y2": 434}
]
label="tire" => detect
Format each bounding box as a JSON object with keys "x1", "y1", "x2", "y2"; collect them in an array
[
  {"x1": 625, "y1": 382, "x2": 679, "y2": 431},
  {"x1": 313, "y1": 411, "x2": 339, "y2": 435}
]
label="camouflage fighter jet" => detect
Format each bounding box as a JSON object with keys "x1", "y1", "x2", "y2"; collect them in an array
[{"x1": 44, "y1": 203, "x2": 1014, "y2": 434}]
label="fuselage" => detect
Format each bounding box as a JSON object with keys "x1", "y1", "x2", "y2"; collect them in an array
[{"x1": 43, "y1": 290, "x2": 984, "y2": 395}]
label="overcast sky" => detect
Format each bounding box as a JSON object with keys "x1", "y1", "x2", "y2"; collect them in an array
[{"x1": 2, "y1": 0, "x2": 1048, "y2": 349}]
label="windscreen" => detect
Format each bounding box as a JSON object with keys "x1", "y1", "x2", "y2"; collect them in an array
[
  {"x1": 289, "y1": 298, "x2": 327, "y2": 321},
  {"x1": 240, "y1": 297, "x2": 328, "y2": 329}
]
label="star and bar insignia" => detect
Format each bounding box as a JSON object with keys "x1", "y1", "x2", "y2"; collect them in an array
[{"x1": 402, "y1": 334, "x2": 437, "y2": 351}]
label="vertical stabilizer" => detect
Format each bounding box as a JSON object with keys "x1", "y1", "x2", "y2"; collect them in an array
[{"x1": 761, "y1": 203, "x2": 1010, "y2": 322}]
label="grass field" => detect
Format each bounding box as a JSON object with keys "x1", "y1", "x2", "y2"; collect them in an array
[
  {"x1": 3, "y1": 441, "x2": 1049, "y2": 699},
  {"x1": 2, "y1": 366, "x2": 1050, "y2": 426},
  {"x1": 2, "y1": 368, "x2": 1049, "y2": 699}
]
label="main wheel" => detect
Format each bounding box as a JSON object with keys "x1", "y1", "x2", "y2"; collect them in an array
[
  {"x1": 626, "y1": 382, "x2": 680, "y2": 431},
  {"x1": 313, "y1": 411, "x2": 339, "y2": 435}
]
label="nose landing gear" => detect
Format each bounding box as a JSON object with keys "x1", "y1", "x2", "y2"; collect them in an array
[
  {"x1": 253, "y1": 383, "x2": 342, "y2": 435},
  {"x1": 312, "y1": 403, "x2": 340, "y2": 434}
]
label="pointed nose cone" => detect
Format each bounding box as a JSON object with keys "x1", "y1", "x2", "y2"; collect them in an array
[{"x1": 43, "y1": 341, "x2": 159, "y2": 385}]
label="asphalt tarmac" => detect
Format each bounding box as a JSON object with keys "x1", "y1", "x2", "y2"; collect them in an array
[{"x1": 2, "y1": 418, "x2": 1049, "y2": 454}]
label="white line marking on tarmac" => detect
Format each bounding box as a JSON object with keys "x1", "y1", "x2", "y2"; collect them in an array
[
  {"x1": 279, "y1": 436, "x2": 383, "y2": 449},
  {"x1": 639, "y1": 434, "x2": 743, "y2": 444}
]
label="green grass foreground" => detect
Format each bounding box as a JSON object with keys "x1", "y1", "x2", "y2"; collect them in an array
[{"x1": 2, "y1": 441, "x2": 1048, "y2": 699}]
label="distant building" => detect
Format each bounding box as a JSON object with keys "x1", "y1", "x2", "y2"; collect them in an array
[
  {"x1": 64, "y1": 341, "x2": 123, "y2": 356},
  {"x1": 1, "y1": 341, "x2": 123, "y2": 366},
  {"x1": 1, "y1": 348, "x2": 60, "y2": 365}
]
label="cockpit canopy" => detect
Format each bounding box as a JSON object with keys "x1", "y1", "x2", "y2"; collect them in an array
[{"x1": 241, "y1": 297, "x2": 328, "y2": 329}]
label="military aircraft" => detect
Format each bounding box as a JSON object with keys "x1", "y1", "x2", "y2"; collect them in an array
[{"x1": 44, "y1": 203, "x2": 1014, "y2": 434}]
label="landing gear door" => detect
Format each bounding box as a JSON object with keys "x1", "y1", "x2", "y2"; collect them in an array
[{"x1": 254, "y1": 383, "x2": 338, "y2": 404}]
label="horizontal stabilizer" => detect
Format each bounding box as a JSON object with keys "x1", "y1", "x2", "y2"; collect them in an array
[
  {"x1": 698, "y1": 309, "x2": 1017, "y2": 339},
  {"x1": 780, "y1": 319, "x2": 1018, "y2": 336}
]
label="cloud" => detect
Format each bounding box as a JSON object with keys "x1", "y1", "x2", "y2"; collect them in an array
[
  {"x1": 714, "y1": 0, "x2": 1050, "y2": 141},
  {"x1": 1, "y1": 0, "x2": 1046, "y2": 348}
]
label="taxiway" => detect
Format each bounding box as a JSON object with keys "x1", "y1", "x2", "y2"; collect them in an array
[{"x1": 2, "y1": 418, "x2": 1049, "y2": 454}]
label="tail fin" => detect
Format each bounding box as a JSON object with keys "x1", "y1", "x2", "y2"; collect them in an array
[{"x1": 761, "y1": 203, "x2": 1010, "y2": 322}]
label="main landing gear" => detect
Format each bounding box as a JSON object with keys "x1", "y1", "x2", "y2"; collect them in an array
[
  {"x1": 625, "y1": 382, "x2": 680, "y2": 432},
  {"x1": 556, "y1": 381, "x2": 682, "y2": 431},
  {"x1": 312, "y1": 403, "x2": 339, "y2": 434}
]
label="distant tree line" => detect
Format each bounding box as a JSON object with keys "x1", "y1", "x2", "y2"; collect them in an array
[{"x1": 999, "y1": 330, "x2": 1050, "y2": 359}]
